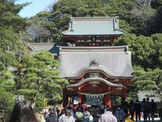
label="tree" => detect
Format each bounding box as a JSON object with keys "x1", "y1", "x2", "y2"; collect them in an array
[
  {"x1": 152, "y1": 6, "x2": 162, "y2": 33},
  {"x1": 132, "y1": 67, "x2": 156, "y2": 91},
  {"x1": 0, "y1": 0, "x2": 27, "y2": 54},
  {"x1": 151, "y1": 34, "x2": 162, "y2": 68},
  {"x1": 114, "y1": 33, "x2": 162, "y2": 101},
  {"x1": 16, "y1": 51, "x2": 68, "y2": 106},
  {"x1": 30, "y1": 0, "x2": 109, "y2": 42},
  {"x1": 26, "y1": 22, "x2": 51, "y2": 43},
  {"x1": 132, "y1": 67, "x2": 162, "y2": 98},
  {"x1": 0, "y1": 87, "x2": 15, "y2": 121},
  {"x1": 27, "y1": 0, "x2": 162, "y2": 43},
  {"x1": 24, "y1": 12, "x2": 57, "y2": 42},
  {"x1": 114, "y1": 34, "x2": 157, "y2": 69},
  {"x1": 0, "y1": 0, "x2": 28, "y2": 119},
  {"x1": 0, "y1": 0, "x2": 27, "y2": 32},
  {"x1": 0, "y1": 61, "x2": 16, "y2": 121}
]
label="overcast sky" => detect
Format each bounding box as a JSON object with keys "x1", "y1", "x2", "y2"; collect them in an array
[{"x1": 15, "y1": 0, "x2": 58, "y2": 18}]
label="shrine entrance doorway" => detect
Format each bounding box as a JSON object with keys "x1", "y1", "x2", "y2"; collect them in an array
[{"x1": 86, "y1": 95, "x2": 103, "y2": 106}]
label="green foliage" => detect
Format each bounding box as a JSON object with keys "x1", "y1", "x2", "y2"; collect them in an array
[
  {"x1": 147, "y1": 68, "x2": 162, "y2": 97},
  {"x1": 0, "y1": 26, "x2": 21, "y2": 52},
  {"x1": 61, "y1": 0, "x2": 82, "y2": 7},
  {"x1": 151, "y1": 34, "x2": 162, "y2": 68},
  {"x1": 115, "y1": 96, "x2": 121, "y2": 104},
  {"x1": 28, "y1": 0, "x2": 108, "y2": 42},
  {"x1": 0, "y1": 0, "x2": 28, "y2": 117},
  {"x1": 35, "y1": 93, "x2": 44, "y2": 108},
  {"x1": 133, "y1": 68, "x2": 155, "y2": 91},
  {"x1": 17, "y1": 89, "x2": 39, "y2": 103},
  {"x1": 16, "y1": 51, "x2": 68, "y2": 106},
  {"x1": 0, "y1": 87, "x2": 15, "y2": 113},
  {"x1": 0, "y1": 0, "x2": 27, "y2": 67},
  {"x1": 115, "y1": 34, "x2": 162, "y2": 99},
  {"x1": 0, "y1": 52, "x2": 18, "y2": 68},
  {"x1": 24, "y1": 0, "x2": 162, "y2": 42},
  {"x1": 114, "y1": 33, "x2": 162, "y2": 69},
  {"x1": 0, "y1": 0, "x2": 27, "y2": 32},
  {"x1": 130, "y1": 66, "x2": 162, "y2": 98},
  {"x1": 125, "y1": 67, "x2": 162, "y2": 101},
  {"x1": 0, "y1": 68, "x2": 16, "y2": 116},
  {"x1": 18, "y1": 89, "x2": 38, "y2": 96}
]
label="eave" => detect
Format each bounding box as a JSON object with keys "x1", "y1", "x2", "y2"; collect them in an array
[
  {"x1": 61, "y1": 33, "x2": 123, "y2": 36},
  {"x1": 65, "y1": 70, "x2": 134, "y2": 80},
  {"x1": 66, "y1": 77, "x2": 123, "y2": 88}
]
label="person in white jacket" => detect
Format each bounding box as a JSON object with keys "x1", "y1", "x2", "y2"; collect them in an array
[
  {"x1": 99, "y1": 107, "x2": 117, "y2": 122},
  {"x1": 59, "y1": 109, "x2": 66, "y2": 122},
  {"x1": 65, "y1": 110, "x2": 75, "y2": 122},
  {"x1": 59, "y1": 109, "x2": 75, "y2": 122}
]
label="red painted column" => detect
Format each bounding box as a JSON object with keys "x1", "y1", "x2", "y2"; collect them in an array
[
  {"x1": 122, "y1": 86, "x2": 126, "y2": 99},
  {"x1": 104, "y1": 93, "x2": 111, "y2": 107},
  {"x1": 79, "y1": 94, "x2": 82, "y2": 103},
  {"x1": 63, "y1": 88, "x2": 68, "y2": 107}
]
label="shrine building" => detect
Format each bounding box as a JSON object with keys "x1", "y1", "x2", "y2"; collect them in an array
[{"x1": 59, "y1": 17, "x2": 134, "y2": 107}]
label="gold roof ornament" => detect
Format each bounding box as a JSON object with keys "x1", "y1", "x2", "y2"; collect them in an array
[
  {"x1": 114, "y1": 79, "x2": 119, "y2": 81},
  {"x1": 67, "y1": 88, "x2": 73, "y2": 90}
]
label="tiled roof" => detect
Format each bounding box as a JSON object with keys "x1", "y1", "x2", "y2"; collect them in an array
[
  {"x1": 58, "y1": 46, "x2": 133, "y2": 78},
  {"x1": 61, "y1": 17, "x2": 126, "y2": 36},
  {"x1": 28, "y1": 43, "x2": 54, "y2": 54}
]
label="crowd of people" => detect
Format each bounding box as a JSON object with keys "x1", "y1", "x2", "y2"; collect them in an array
[
  {"x1": 8, "y1": 97, "x2": 157, "y2": 122},
  {"x1": 44, "y1": 102, "x2": 94, "y2": 122},
  {"x1": 109, "y1": 97, "x2": 157, "y2": 122}
]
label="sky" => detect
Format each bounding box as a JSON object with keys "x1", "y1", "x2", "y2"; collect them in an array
[{"x1": 15, "y1": 0, "x2": 58, "y2": 18}]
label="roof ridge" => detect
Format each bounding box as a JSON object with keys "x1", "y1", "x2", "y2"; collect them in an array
[
  {"x1": 71, "y1": 16, "x2": 118, "y2": 22},
  {"x1": 59, "y1": 46, "x2": 129, "y2": 49},
  {"x1": 71, "y1": 16, "x2": 117, "y2": 19}
]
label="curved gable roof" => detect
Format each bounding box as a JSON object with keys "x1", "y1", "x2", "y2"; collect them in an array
[
  {"x1": 68, "y1": 64, "x2": 121, "y2": 79},
  {"x1": 66, "y1": 78, "x2": 123, "y2": 88}
]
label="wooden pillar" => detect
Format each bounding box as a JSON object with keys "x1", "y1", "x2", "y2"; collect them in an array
[
  {"x1": 84, "y1": 36, "x2": 86, "y2": 46},
  {"x1": 82, "y1": 95, "x2": 86, "y2": 103},
  {"x1": 101, "y1": 36, "x2": 104, "y2": 46},
  {"x1": 122, "y1": 86, "x2": 126, "y2": 98},
  {"x1": 110, "y1": 37, "x2": 113, "y2": 46},
  {"x1": 63, "y1": 88, "x2": 68, "y2": 107},
  {"x1": 104, "y1": 93, "x2": 111, "y2": 107}
]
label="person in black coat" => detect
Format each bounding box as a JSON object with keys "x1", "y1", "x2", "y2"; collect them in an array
[
  {"x1": 46, "y1": 109, "x2": 58, "y2": 122},
  {"x1": 121, "y1": 97, "x2": 128, "y2": 115},
  {"x1": 151, "y1": 99, "x2": 157, "y2": 122},
  {"x1": 128, "y1": 100, "x2": 134, "y2": 120},
  {"x1": 145, "y1": 97, "x2": 152, "y2": 121},
  {"x1": 134, "y1": 99, "x2": 141, "y2": 121},
  {"x1": 76, "y1": 103, "x2": 83, "y2": 112}
]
